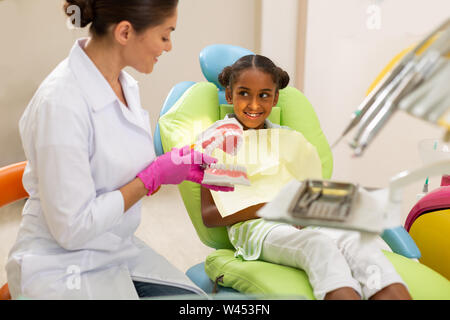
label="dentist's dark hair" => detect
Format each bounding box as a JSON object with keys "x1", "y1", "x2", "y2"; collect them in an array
[
  {"x1": 64, "y1": 0, "x2": 178, "y2": 37},
  {"x1": 218, "y1": 54, "x2": 290, "y2": 91}
]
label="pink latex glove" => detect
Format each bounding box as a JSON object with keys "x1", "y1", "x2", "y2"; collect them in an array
[
  {"x1": 178, "y1": 145, "x2": 235, "y2": 192},
  {"x1": 137, "y1": 145, "x2": 234, "y2": 195}
]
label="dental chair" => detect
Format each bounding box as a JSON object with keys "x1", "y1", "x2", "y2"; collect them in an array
[
  {"x1": 0, "y1": 161, "x2": 28, "y2": 300},
  {"x1": 154, "y1": 44, "x2": 450, "y2": 299}
]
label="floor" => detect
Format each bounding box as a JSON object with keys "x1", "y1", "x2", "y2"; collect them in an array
[{"x1": 0, "y1": 185, "x2": 214, "y2": 286}]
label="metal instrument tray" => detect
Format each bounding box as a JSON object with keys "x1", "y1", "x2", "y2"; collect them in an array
[{"x1": 288, "y1": 179, "x2": 359, "y2": 222}]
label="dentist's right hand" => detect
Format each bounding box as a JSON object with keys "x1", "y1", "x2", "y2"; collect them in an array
[{"x1": 137, "y1": 145, "x2": 233, "y2": 195}]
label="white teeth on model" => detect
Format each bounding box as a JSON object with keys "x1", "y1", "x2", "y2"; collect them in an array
[
  {"x1": 209, "y1": 163, "x2": 247, "y2": 172},
  {"x1": 223, "y1": 130, "x2": 241, "y2": 137}
]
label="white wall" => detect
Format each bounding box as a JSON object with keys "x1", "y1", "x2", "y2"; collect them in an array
[
  {"x1": 303, "y1": 0, "x2": 450, "y2": 222},
  {"x1": 0, "y1": 0, "x2": 258, "y2": 166},
  {"x1": 260, "y1": 0, "x2": 299, "y2": 84}
]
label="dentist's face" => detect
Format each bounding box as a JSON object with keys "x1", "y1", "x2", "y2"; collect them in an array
[
  {"x1": 226, "y1": 68, "x2": 279, "y2": 130},
  {"x1": 123, "y1": 9, "x2": 177, "y2": 74}
]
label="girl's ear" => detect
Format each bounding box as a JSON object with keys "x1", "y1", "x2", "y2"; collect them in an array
[
  {"x1": 225, "y1": 87, "x2": 233, "y2": 104},
  {"x1": 273, "y1": 90, "x2": 279, "y2": 107}
]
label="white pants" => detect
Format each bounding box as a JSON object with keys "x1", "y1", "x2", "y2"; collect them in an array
[{"x1": 260, "y1": 224, "x2": 407, "y2": 300}]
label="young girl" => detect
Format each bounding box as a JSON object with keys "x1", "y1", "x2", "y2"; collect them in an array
[{"x1": 200, "y1": 54, "x2": 412, "y2": 300}]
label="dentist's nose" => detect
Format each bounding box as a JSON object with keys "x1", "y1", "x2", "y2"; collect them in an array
[{"x1": 165, "y1": 39, "x2": 173, "y2": 52}]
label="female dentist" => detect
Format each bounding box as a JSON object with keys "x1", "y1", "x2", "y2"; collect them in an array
[{"x1": 6, "y1": 0, "x2": 230, "y2": 300}]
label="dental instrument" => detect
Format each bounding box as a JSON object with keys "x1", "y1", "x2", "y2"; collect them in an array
[
  {"x1": 420, "y1": 140, "x2": 438, "y2": 197},
  {"x1": 332, "y1": 18, "x2": 450, "y2": 154},
  {"x1": 422, "y1": 177, "x2": 429, "y2": 194},
  {"x1": 352, "y1": 24, "x2": 450, "y2": 156}
]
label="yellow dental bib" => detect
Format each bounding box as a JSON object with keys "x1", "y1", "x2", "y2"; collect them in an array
[{"x1": 210, "y1": 128, "x2": 323, "y2": 217}]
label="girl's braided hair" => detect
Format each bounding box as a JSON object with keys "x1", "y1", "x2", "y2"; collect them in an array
[{"x1": 218, "y1": 54, "x2": 290, "y2": 91}]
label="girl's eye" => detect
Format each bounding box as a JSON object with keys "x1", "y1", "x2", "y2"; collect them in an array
[
  {"x1": 260, "y1": 93, "x2": 270, "y2": 98},
  {"x1": 238, "y1": 91, "x2": 249, "y2": 97}
]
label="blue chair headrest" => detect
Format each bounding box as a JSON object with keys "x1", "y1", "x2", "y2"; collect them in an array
[{"x1": 199, "y1": 44, "x2": 254, "y2": 90}]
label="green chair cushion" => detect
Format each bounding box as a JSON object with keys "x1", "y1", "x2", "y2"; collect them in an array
[
  {"x1": 277, "y1": 87, "x2": 333, "y2": 179},
  {"x1": 205, "y1": 249, "x2": 450, "y2": 300},
  {"x1": 206, "y1": 249, "x2": 314, "y2": 299}
]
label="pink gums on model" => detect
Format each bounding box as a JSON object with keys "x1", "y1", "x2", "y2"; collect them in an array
[
  {"x1": 201, "y1": 123, "x2": 243, "y2": 155},
  {"x1": 205, "y1": 167, "x2": 248, "y2": 179}
]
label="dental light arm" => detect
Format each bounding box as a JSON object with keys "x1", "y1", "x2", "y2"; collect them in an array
[{"x1": 339, "y1": 18, "x2": 450, "y2": 156}]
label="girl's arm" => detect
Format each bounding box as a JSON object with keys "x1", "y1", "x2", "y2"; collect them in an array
[{"x1": 200, "y1": 186, "x2": 266, "y2": 228}]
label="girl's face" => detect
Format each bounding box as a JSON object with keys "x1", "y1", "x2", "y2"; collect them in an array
[{"x1": 225, "y1": 68, "x2": 279, "y2": 130}]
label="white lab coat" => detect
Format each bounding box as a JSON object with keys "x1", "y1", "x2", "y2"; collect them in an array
[{"x1": 6, "y1": 38, "x2": 205, "y2": 299}]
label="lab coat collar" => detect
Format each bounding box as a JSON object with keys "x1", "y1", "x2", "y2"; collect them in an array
[{"x1": 68, "y1": 38, "x2": 139, "y2": 112}]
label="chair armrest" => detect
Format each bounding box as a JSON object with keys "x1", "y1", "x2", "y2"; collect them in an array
[
  {"x1": 154, "y1": 81, "x2": 196, "y2": 156},
  {"x1": 381, "y1": 226, "x2": 421, "y2": 259}
]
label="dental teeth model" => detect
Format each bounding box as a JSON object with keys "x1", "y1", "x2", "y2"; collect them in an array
[
  {"x1": 195, "y1": 118, "x2": 243, "y2": 156},
  {"x1": 196, "y1": 118, "x2": 250, "y2": 187},
  {"x1": 202, "y1": 163, "x2": 251, "y2": 187}
]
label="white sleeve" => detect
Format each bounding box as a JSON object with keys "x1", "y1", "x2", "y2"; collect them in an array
[{"x1": 34, "y1": 98, "x2": 124, "y2": 250}]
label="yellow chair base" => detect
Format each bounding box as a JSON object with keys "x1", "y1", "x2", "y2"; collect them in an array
[{"x1": 409, "y1": 209, "x2": 450, "y2": 280}]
